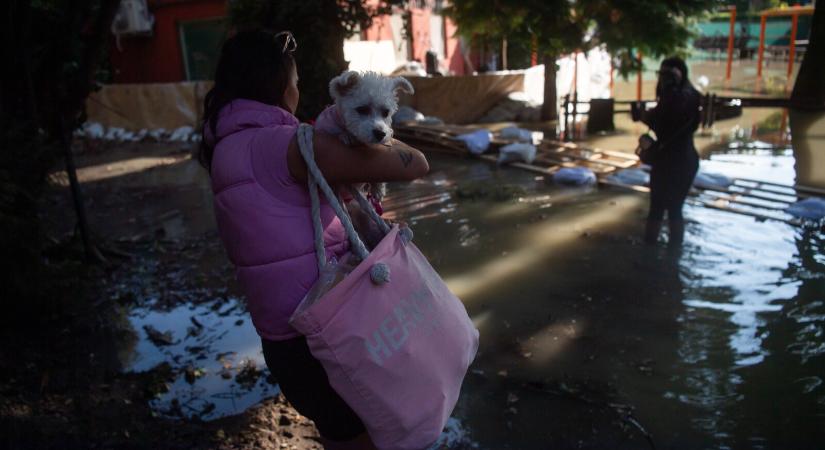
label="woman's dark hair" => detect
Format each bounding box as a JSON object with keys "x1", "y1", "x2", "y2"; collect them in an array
[
  {"x1": 657, "y1": 56, "x2": 697, "y2": 98},
  {"x1": 199, "y1": 30, "x2": 296, "y2": 170}
]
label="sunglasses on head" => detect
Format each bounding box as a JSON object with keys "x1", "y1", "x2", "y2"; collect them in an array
[{"x1": 273, "y1": 31, "x2": 297, "y2": 54}]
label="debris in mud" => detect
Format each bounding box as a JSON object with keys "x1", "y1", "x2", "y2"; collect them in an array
[
  {"x1": 235, "y1": 359, "x2": 263, "y2": 389},
  {"x1": 143, "y1": 362, "x2": 176, "y2": 399},
  {"x1": 507, "y1": 392, "x2": 519, "y2": 404},
  {"x1": 184, "y1": 365, "x2": 207, "y2": 384},
  {"x1": 190, "y1": 316, "x2": 204, "y2": 329},
  {"x1": 634, "y1": 359, "x2": 655, "y2": 376},
  {"x1": 143, "y1": 324, "x2": 176, "y2": 346}
]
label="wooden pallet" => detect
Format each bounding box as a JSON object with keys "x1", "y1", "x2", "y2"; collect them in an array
[
  {"x1": 394, "y1": 122, "x2": 636, "y2": 176},
  {"x1": 394, "y1": 122, "x2": 820, "y2": 226}
]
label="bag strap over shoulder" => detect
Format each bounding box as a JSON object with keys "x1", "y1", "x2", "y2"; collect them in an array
[{"x1": 296, "y1": 124, "x2": 391, "y2": 285}]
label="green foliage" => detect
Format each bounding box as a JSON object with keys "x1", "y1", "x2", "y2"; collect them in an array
[
  {"x1": 230, "y1": 0, "x2": 404, "y2": 120},
  {"x1": 445, "y1": 0, "x2": 718, "y2": 76},
  {"x1": 0, "y1": 0, "x2": 118, "y2": 308}
]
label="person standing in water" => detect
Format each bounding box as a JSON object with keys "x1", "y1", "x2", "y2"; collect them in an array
[{"x1": 632, "y1": 56, "x2": 701, "y2": 247}]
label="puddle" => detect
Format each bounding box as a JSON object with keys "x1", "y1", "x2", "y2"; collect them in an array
[
  {"x1": 106, "y1": 129, "x2": 823, "y2": 447},
  {"x1": 124, "y1": 297, "x2": 274, "y2": 420}
]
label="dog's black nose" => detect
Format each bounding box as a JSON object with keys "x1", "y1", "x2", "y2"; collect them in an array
[{"x1": 372, "y1": 129, "x2": 386, "y2": 141}]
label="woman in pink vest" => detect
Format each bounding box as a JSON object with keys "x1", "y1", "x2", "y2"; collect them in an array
[{"x1": 200, "y1": 30, "x2": 428, "y2": 449}]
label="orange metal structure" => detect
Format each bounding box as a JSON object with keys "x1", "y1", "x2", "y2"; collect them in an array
[
  {"x1": 636, "y1": 52, "x2": 643, "y2": 101},
  {"x1": 756, "y1": 5, "x2": 814, "y2": 79},
  {"x1": 726, "y1": 6, "x2": 737, "y2": 80}
]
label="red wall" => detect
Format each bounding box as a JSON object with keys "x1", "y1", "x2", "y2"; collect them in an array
[
  {"x1": 363, "y1": 14, "x2": 393, "y2": 41},
  {"x1": 443, "y1": 17, "x2": 464, "y2": 75},
  {"x1": 110, "y1": 0, "x2": 226, "y2": 83},
  {"x1": 408, "y1": 7, "x2": 431, "y2": 63}
]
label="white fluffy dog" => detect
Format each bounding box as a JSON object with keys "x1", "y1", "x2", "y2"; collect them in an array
[{"x1": 315, "y1": 71, "x2": 414, "y2": 209}]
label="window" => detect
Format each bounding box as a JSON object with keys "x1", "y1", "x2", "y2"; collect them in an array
[{"x1": 179, "y1": 17, "x2": 227, "y2": 81}]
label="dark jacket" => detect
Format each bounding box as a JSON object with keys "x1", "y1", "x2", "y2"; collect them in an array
[{"x1": 642, "y1": 87, "x2": 701, "y2": 158}]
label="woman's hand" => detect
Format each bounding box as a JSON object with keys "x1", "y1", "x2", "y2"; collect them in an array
[{"x1": 287, "y1": 132, "x2": 429, "y2": 184}]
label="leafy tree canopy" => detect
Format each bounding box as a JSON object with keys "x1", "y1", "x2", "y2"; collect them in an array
[
  {"x1": 445, "y1": 0, "x2": 719, "y2": 76},
  {"x1": 230, "y1": 0, "x2": 404, "y2": 119}
]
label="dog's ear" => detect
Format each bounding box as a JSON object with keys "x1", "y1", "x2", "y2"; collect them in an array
[
  {"x1": 392, "y1": 77, "x2": 414, "y2": 96},
  {"x1": 329, "y1": 71, "x2": 361, "y2": 100}
]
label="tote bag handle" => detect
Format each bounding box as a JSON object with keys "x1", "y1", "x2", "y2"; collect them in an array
[{"x1": 297, "y1": 124, "x2": 393, "y2": 284}]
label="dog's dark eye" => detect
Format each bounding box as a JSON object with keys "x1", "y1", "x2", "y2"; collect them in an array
[
  {"x1": 381, "y1": 108, "x2": 390, "y2": 118},
  {"x1": 355, "y1": 105, "x2": 370, "y2": 115}
]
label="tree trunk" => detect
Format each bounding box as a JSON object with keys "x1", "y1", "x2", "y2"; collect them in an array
[
  {"x1": 501, "y1": 36, "x2": 508, "y2": 70},
  {"x1": 239, "y1": 0, "x2": 349, "y2": 120},
  {"x1": 791, "y1": 2, "x2": 824, "y2": 107},
  {"x1": 541, "y1": 55, "x2": 558, "y2": 121}
]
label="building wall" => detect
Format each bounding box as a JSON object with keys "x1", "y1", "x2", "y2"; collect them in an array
[
  {"x1": 443, "y1": 16, "x2": 464, "y2": 75},
  {"x1": 110, "y1": 0, "x2": 226, "y2": 83},
  {"x1": 409, "y1": 7, "x2": 432, "y2": 63},
  {"x1": 110, "y1": 0, "x2": 465, "y2": 82}
]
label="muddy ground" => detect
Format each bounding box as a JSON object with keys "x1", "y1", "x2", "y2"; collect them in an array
[
  {"x1": 1, "y1": 138, "x2": 647, "y2": 449},
  {"x1": 1, "y1": 140, "x2": 325, "y2": 450}
]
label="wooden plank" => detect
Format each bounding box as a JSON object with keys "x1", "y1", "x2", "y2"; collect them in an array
[
  {"x1": 542, "y1": 139, "x2": 639, "y2": 160},
  {"x1": 599, "y1": 179, "x2": 651, "y2": 194},
  {"x1": 536, "y1": 145, "x2": 634, "y2": 169},
  {"x1": 690, "y1": 199, "x2": 801, "y2": 226},
  {"x1": 477, "y1": 154, "x2": 560, "y2": 176},
  {"x1": 698, "y1": 191, "x2": 792, "y2": 211},
  {"x1": 534, "y1": 153, "x2": 615, "y2": 173},
  {"x1": 699, "y1": 184, "x2": 799, "y2": 204},
  {"x1": 734, "y1": 177, "x2": 825, "y2": 197},
  {"x1": 601, "y1": 179, "x2": 800, "y2": 224}
]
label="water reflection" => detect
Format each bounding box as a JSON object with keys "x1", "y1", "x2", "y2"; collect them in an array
[
  {"x1": 108, "y1": 140, "x2": 824, "y2": 447},
  {"x1": 123, "y1": 298, "x2": 274, "y2": 420},
  {"x1": 385, "y1": 146, "x2": 823, "y2": 448}
]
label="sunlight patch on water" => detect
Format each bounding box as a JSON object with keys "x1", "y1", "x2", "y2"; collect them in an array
[{"x1": 444, "y1": 195, "x2": 644, "y2": 299}]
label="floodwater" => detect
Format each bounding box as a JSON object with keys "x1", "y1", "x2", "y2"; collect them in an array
[
  {"x1": 106, "y1": 122, "x2": 824, "y2": 449},
  {"x1": 400, "y1": 148, "x2": 824, "y2": 449}
]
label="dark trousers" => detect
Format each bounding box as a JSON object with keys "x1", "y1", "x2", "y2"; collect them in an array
[
  {"x1": 262, "y1": 336, "x2": 366, "y2": 441},
  {"x1": 648, "y1": 148, "x2": 699, "y2": 221}
]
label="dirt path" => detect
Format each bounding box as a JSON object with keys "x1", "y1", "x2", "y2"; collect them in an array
[{"x1": 1, "y1": 140, "x2": 325, "y2": 450}]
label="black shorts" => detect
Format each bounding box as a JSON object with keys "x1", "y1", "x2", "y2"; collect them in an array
[{"x1": 261, "y1": 336, "x2": 367, "y2": 441}]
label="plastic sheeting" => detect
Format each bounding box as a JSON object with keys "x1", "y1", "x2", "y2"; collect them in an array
[
  {"x1": 455, "y1": 130, "x2": 492, "y2": 155},
  {"x1": 401, "y1": 73, "x2": 526, "y2": 124},
  {"x1": 785, "y1": 197, "x2": 825, "y2": 221},
  {"x1": 693, "y1": 170, "x2": 734, "y2": 190},
  {"x1": 552, "y1": 167, "x2": 597, "y2": 186},
  {"x1": 499, "y1": 126, "x2": 533, "y2": 142},
  {"x1": 85, "y1": 81, "x2": 212, "y2": 131},
  {"x1": 606, "y1": 168, "x2": 651, "y2": 187},
  {"x1": 497, "y1": 143, "x2": 536, "y2": 165}
]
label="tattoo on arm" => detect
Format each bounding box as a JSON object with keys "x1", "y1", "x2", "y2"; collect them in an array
[{"x1": 398, "y1": 149, "x2": 413, "y2": 168}]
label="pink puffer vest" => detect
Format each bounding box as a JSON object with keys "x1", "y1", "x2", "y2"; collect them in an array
[{"x1": 208, "y1": 99, "x2": 348, "y2": 340}]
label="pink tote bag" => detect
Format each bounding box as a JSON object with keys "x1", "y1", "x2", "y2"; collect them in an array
[{"x1": 289, "y1": 125, "x2": 479, "y2": 450}]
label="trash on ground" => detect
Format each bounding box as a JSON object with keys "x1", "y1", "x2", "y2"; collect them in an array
[
  {"x1": 693, "y1": 170, "x2": 733, "y2": 190},
  {"x1": 143, "y1": 325, "x2": 176, "y2": 346},
  {"x1": 552, "y1": 167, "x2": 597, "y2": 186},
  {"x1": 499, "y1": 126, "x2": 533, "y2": 142},
  {"x1": 455, "y1": 129, "x2": 493, "y2": 155},
  {"x1": 498, "y1": 143, "x2": 537, "y2": 165},
  {"x1": 478, "y1": 91, "x2": 541, "y2": 123},
  {"x1": 605, "y1": 168, "x2": 650, "y2": 187},
  {"x1": 785, "y1": 197, "x2": 825, "y2": 220}
]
